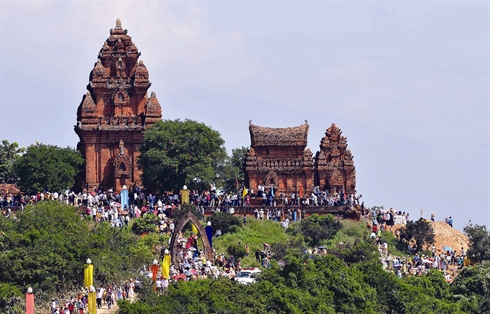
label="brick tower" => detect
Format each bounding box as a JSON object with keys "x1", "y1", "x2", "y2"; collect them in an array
[
  {"x1": 75, "y1": 19, "x2": 162, "y2": 192},
  {"x1": 315, "y1": 123, "x2": 356, "y2": 194},
  {"x1": 244, "y1": 120, "x2": 314, "y2": 196}
]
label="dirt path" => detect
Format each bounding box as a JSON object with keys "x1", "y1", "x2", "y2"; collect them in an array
[
  {"x1": 97, "y1": 295, "x2": 135, "y2": 314},
  {"x1": 96, "y1": 302, "x2": 119, "y2": 314}
]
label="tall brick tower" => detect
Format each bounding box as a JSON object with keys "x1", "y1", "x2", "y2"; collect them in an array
[{"x1": 75, "y1": 19, "x2": 162, "y2": 191}]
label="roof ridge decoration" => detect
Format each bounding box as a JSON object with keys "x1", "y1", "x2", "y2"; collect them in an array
[{"x1": 249, "y1": 121, "x2": 309, "y2": 147}]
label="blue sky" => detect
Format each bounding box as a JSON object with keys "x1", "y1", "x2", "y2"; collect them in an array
[{"x1": 1, "y1": 1, "x2": 488, "y2": 230}]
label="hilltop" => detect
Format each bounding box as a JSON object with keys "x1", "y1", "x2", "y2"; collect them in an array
[
  {"x1": 390, "y1": 220, "x2": 470, "y2": 254},
  {"x1": 430, "y1": 221, "x2": 470, "y2": 253}
]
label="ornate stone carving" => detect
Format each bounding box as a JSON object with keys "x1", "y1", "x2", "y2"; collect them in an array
[
  {"x1": 81, "y1": 92, "x2": 96, "y2": 114},
  {"x1": 145, "y1": 92, "x2": 161, "y2": 116},
  {"x1": 75, "y1": 19, "x2": 162, "y2": 191},
  {"x1": 264, "y1": 171, "x2": 279, "y2": 187},
  {"x1": 245, "y1": 122, "x2": 313, "y2": 196},
  {"x1": 92, "y1": 59, "x2": 105, "y2": 79},
  {"x1": 315, "y1": 123, "x2": 356, "y2": 194},
  {"x1": 249, "y1": 122, "x2": 309, "y2": 147},
  {"x1": 135, "y1": 60, "x2": 149, "y2": 81},
  {"x1": 245, "y1": 122, "x2": 357, "y2": 196}
]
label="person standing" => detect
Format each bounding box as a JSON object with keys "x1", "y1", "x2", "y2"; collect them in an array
[
  {"x1": 106, "y1": 289, "x2": 113, "y2": 309},
  {"x1": 96, "y1": 288, "x2": 103, "y2": 308}
]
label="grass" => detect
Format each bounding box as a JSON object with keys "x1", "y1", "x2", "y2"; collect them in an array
[
  {"x1": 322, "y1": 219, "x2": 371, "y2": 248},
  {"x1": 194, "y1": 217, "x2": 409, "y2": 267},
  {"x1": 212, "y1": 218, "x2": 292, "y2": 267}
]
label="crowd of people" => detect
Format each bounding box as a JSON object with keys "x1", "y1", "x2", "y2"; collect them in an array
[
  {"x1": 362, "y1": 207, "x2": 465, "y2": 282},
  {"x1": 1, "y1": 184, "x2": 363, "y2": 209},
  {"x1": 49, "y1": 280, "x2": 136, "y2": 314},
  {"x1": 1, "y1": 185, "x2": 468, "y2": 312}
]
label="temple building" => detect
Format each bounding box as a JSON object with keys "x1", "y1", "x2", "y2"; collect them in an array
[
  {"x1": 314, "y1": 123, "x2": 356, "y2": 195},
  {"x1": 245, "y1": 122, "x2": 356, "y2": 197},
  {"x1": 75, "y1": 19, "x2": 162, "y2": 191},
  {"x1": 245, "y1": 121, "x2": 314, "y2": 196}
]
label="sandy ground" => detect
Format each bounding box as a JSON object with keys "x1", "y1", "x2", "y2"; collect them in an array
[
  {"x1": 389, "y1": 220, "x2": 470, "y2": 254},
  {"x1": 430, "y1": 221, "x2": 470, "y2": 253},
  {"x1": 96, "y1": 302, "x2": 119, "y2": 314}
]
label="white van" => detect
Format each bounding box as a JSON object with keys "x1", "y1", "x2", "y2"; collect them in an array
[{"x1": 235, "y1": 268, "x2": 262, "y2": 284}]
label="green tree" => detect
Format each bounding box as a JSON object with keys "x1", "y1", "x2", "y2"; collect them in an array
[
  {"x1": 138, "y1": 119, "x2": 227, "y2": 193},
  {"x1": 0, "y1": 202, "x2": 152, "y2": 301},
  {"x1": 288, "y1": 214, "x2": 342, "y2": 247},
  {"x1": 463, "y1": 221, "x2": 490, "y2": 263},
  {"x1": 399, "y1": 218, "x2": 435, "y2": 252},
  {"x1": 450, "y1": 261, "x2": 490, "y2": 313},
  {"x1": 0, "y1": 140, "x2": 25, "y2": 184},
  {"x1": 13, "y1": 143, "x2": 83, "y2": 194},
  {"x1": 131, "y1": 213, "x2": 159, "y2": 235},
  {"x1": 221, "y1": 146, "x2": 248, "y2": 193},
  {"x1": 227, "y1": 243, "x2": 246, "y2": 260},
  {"x1": 206, "y1": 212, "x2": 242, "y2": 234}
]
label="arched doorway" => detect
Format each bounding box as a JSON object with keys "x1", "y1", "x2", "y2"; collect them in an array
[{"x1": 169, "y1": 212, "x2": 213, "y2": 264}]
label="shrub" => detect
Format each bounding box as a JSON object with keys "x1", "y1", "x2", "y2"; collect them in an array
[
  {"x1": 227, "y1": 243, "x2": 246, "y2": 260},
  {"x1": 172, "y1": 204, "x2": 204, "y2": 226},
  {"x1": 206, "y1": 212, "x2": 242, "y2": 234},
  {"x1": 131, "y1": 214, "x2": 159, "y2": 235},
  {"x1": 288, "y1": 214, "x2": 342, "y2": 246}
]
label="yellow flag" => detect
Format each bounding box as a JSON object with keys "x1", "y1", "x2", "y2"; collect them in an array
[
  {"x1": 84, "y1": 264, "x2": 93, "y2": 288},
  {"x1": 161, "y1": 254, "x2": 171, "y2": 280},
  {"x1": 181, "y1": 189, "x2": 190, "y2": 204},
  {"x1": 191, "y1": 222, "x2": 199, "y2": 235},
  {"x1": 242, "y1": 187, "x2": 248, "y2": 199},
  {"x1": 88, "y1": 291, "x2": 96, "y2": 314}
]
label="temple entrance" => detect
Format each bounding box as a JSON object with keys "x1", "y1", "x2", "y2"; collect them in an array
[{"x1": 169, "y1": 212, "x2": 213, "y2": 264}]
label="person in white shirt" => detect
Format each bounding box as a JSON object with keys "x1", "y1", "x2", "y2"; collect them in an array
[{"x1": 156, "y1": 278, "x2": 162, "y2": 293}]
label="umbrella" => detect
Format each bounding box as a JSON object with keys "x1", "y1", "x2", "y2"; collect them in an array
[
  {"x1": 318, "y1": 246, "x2": 327, "y2": 250},
  {"x1": 443, "y1": 246, "x2": 453, "y2": 252}
]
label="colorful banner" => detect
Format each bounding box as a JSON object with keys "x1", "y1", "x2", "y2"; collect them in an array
[
  {"x1": 191, "y1": 222, "x2": 199, "y2": 235},
  {"x1": 121, "y1": 188, "x2": 129, "y2": 210},
  {"x1": 181, "y1": 189, "x2": 190, "y2": 204},
  {"x1": 84, "y1": 264, "x2": 93, "y2": 288},
  {"x1": 151, "y1": 264, "x2": 159, "y2": 282},
  {"x1": 205, "y1": 225, "x2": 213, "y2": 248},
  {"x1": 88, "y1": 291, "x2": 96, "y2": 314},
  {"x1": 161, "y1": 254, "x2": 171, "y2": 280},
  {"x1": 242, "y1": 187, "x2": 248, "y2": 199},
  {"x1": 25, "y1": 293, "x2": 34, "y2": 314}
]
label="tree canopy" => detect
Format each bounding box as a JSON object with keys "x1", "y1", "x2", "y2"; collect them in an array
[
  {"x1": 138, "y1": 119, "x2": 227, "y2": 193},
  {"x1": 221, "y1": 146, "x2": 248, "y2": 193},
  {"x1": 118, "y1": 252, "x2": 468, "y2": 314},
  {"x1": 0, "y1": 202, "x2": 152, "y2": 302},
  {"x1": 464, "y1": 221, "x2": 490, "y2": 263},
  {"x1": 0, "y1": 140, "x2": 25, "y2": 184},
  {"x1": 399, "y1": 218, "x2": 435, "y2": 252},
  {"x1": 288, "y1": 214, "x2": 342, "y2": 246},
  {"x1": 13, "y1": 143, "x2": 83, "y2": 194}
]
